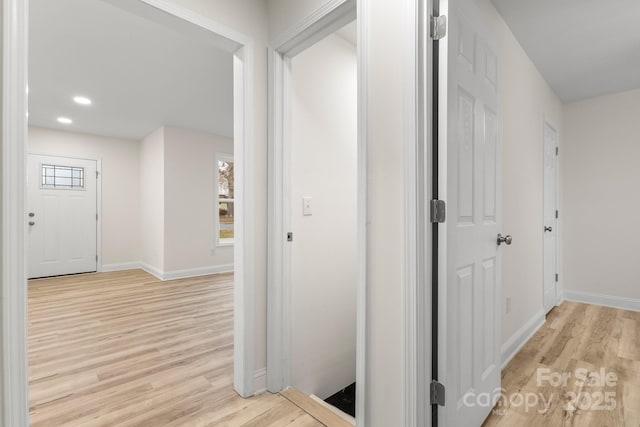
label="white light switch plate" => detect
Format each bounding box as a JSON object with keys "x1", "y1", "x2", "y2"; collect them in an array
[{"x1": 303, "y1": 197, "x2": 312, "y2": 216}]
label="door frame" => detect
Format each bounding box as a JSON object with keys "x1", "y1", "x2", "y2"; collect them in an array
[
  {"x1": 266, "y1": 0, "x2": 358, "y2": 398},
  {"x1": 2, "y1": 0, "x2": 257, "y2": 424},
  {"x1": 543, "y1": 115, "x2": 561, "y2": 307},
  {"x1": 28, "y1": 153, "x2": 103, "y2": 275},
  {"x1": 266, "y1": 0, "x2": 432, "y2": 425}
]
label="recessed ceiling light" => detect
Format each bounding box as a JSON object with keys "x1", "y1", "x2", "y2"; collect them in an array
[
  {"x1": 73, "y1": 96, "x2": 92, "y2": 105},
  {"x1": 57, "y1": 117, "x2": 73, "y2": 124}
]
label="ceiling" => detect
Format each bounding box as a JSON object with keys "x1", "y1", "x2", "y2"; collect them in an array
[
  {"x1": 29, "y1": 0, "x2": 234, "y2": 140},
  {"x1": 490, "y1": 0, "x2": 640, "y2": 103}
]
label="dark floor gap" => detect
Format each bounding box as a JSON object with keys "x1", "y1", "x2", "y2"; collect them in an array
[{"x1": 324, "y1": 382, "x2": 356, "y2": 417}]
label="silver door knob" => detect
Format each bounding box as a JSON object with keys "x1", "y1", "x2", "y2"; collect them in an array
[
  {"x1": 29, "y1": 221, "x2": 35, "y2": 226},
  {"x1": 544, "y1": 226, "x2": 552, "y2": 232},
  {"x1": 497, "y1": 234, "x2": 512, "y2": 246}
]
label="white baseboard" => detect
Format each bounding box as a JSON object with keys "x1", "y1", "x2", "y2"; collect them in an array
[
  {"x1": 564, "y1": 290, "x2": 640, "y2": 312},
  {"x1": 162, "y1": 264, "x2": 234, "y2": 281},
  {"x1": 254, "y1": 368, "x2": 267, "y2": 395},
  {"x1": 139, "y1": 263, "x2": 165, "y2": 280},
  {"x1": 501, "y1": 309, "x2": 545, "y2": 369},
  {"x1": 101, "y1": 262, "x2": 142, "y2": 272},
  {"x1": 105, "y1": 262, "x2": 234, "y2": 282}
]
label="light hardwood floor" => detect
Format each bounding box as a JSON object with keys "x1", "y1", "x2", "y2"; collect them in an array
[
  {"x1": 483, "y1": 301, "x2": 640, "y2": 427},
  {"x1": 29, "y1": 270, "x2": 325, "y2": 427}
]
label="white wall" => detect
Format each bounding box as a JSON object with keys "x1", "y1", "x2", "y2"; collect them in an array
[
  {"x1": 473, "y1": 0, "x2": 564, "y2": 348},
  {"x1": 163, "y1": 126, "x2": 233, "y2": 272},
  {"x1": 140, "y1": 127, "x2": 165, "y2": 273},
  {"x1": 28, "y1": 127, "x2": 141, "y2": 267},
  {"x1": 290, "y1": 33, "x2": 357, "y2": 399},
  {"x1": 563, "y1": 88, "x2": 640, "y2": 302}
]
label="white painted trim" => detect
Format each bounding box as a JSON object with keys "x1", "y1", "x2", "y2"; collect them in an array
[
  {"x1": 355, "y1": 0, "x2": 367, "y2": 424},
  {"x1": 163, "y1": 264, "x2": 234, "y2": 281},
  {"x1": 405, "y1": 0, "x2": 431, "y2": 426},
  {"x1": 500, "y1": 309, "x2": 545, "y2": 369},
  {"x1": 253, "y1": 368, "x2": 267, "y2": 395},
  {"x1": 3, "y1": 2, "x2": 257, "y2": 422},
  {"x1": 2, "y1": 0, "x2": 30, "y2": 425},
  {"x1": 101, "y1": 262, "x2": 142, "y2": 272},
  {"x1": 140, "y1": 262, "x2": 164, "y2": 280},
  {"x1": 103, "y1": 262, "x2": 234, "y2": 282},
  {"x1": 267, "y1": 2, "x2": 365, "y2": 425},
  {"x1": 564, "y1": 290, "x2": 640, "y2": 313},
  {"x1": 95, "y1": 158, "x2": 103, "y2": 272},
  {"x1": 270, "y1": 0, "x2": 356, "y2": 55}
]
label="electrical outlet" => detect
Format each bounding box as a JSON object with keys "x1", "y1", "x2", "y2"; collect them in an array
[{"x1": 506, "y1": 297, "x2": 511, "y2": 315}]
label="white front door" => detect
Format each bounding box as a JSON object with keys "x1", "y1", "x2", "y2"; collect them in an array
[
  {"x1": 543, "y1": 121, "x2": 559, "y2": 313},
  {"x1": 27, "y1": 154, "x2": 98, "y2": 279},
  {"x1": 442, "y1": 0, "x2": 502, "y2": 424}
]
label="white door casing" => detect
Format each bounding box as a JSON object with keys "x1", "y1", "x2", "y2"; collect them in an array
[
  {"x1": 543, "y1": 120, "x2": 559, "y2": 313},
  {"x1": 27, "y1": 154, "x2": 98, "y2": 279},
  {"x1": 441, "y1": 0, "x2": 502, "y2": 424}
]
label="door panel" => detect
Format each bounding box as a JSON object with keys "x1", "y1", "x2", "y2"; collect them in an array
[
  {"x1": 443, "y1": 0, "x2": 502, "y2": 424},
  {"x1": 543, "y1": 122, "x2": 558, "y2": 313},
  {"x1": 28, "y1": 154, "x2": 98, "y2": 279}
]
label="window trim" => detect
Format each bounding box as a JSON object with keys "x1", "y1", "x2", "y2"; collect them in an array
[{"x1": 216, "y1": 152, "x2": 234, "y2": 247}]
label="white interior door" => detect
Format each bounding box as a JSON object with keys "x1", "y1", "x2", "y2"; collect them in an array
[
  {"x1": 27, "y1": 154, "x2": 98, "y2": 279},
  {"x1": 543, "y1": 121, "x2": 559, "y2": 313},
  {"x1": 442, "y1": 0, "x2": 502, "y2": 424}
]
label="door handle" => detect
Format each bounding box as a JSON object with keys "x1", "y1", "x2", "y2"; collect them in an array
[
  {"x1": 497, "y1": 233, "x2": 512, "y2": 246},
  {"x1": 29, "y1": 221, "x2": 35, "y2": 226},
  {"x1": 544, "y1": 226, "x2": 553, "y2": 232}
]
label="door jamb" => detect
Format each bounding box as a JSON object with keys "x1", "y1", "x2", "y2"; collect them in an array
[
  {"x1": 267, "y1": 0, "x2": 431, "y2": 425},
  {"x1": 266, "y1": 0, "x2": 361, "y2": 416},
  {"x1": 2, "y1": 1, "x2": 257, "y2": 424}
]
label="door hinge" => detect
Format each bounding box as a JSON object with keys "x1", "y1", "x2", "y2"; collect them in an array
[
  {"x1": 430, "y1": 380, "x2": 446, "y2": 406},
  {"x1": 430, "y1": 15, "x2": 447, "y2": 40},
  {"x1": 96, "y1": 213, "x2": 99, "y2": 221},
  {"x1": 430, "y1": 199, "x2": 446, "y2": 223},
  {"x1": 96, "y1": 171, "x2": 100, "y2": 179},
  {"x1": 555, "y1": 273, "x2": 559, "y2": 282},
  {"x1": 96, "y1": 255, "x2": 98, "y2": 262},
  {"x1": 556, "y1": 147, "x2": 559, "y2": 156},
  {"x1": 287, "y1": 232, "x2": 293, "y2": 242},
  {"x1": 555, "y1": 210, "x2": 559, "y2": 219}
]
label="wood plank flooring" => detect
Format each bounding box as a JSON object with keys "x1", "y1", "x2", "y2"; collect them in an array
[
  {"x1": 29, "y1": 270, "x2": 325, "y2": 427},
  {"x1": 31, "y1": 271, "x2": 640, "y2": 426},
  {"x1": 483, "y1": 301, "x2": 640, "y2": 427}
]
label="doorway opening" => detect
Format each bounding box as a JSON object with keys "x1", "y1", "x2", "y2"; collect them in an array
[
  {"x1": 267, "y1": 0, "x2": 364, "y2": 423},
  {"x1": 3, "y1": 0, "x2": 256, "y2": 423}
]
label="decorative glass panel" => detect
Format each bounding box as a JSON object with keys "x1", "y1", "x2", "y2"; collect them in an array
[{"x1": 41, "y1": 164, "x2": 85, "y2": 190}]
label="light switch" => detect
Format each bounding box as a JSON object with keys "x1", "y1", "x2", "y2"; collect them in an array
[{"x1": 303, "y1": 197, "x2": 312, "y2": 216}]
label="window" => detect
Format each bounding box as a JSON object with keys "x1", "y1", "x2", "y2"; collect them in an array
[
  {"x1": 41, "y1": 164, "x2": 85, "y2": 190},
  {"x1": 217, "y1": 154, "x2": 234, "y2": 245}
]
